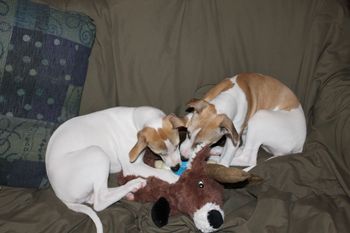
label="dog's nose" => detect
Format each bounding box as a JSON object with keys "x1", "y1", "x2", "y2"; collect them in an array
[
  {"x1": 180, "y1": 149, "x2": 190, "y2": 160},
  {"x1": 170, "y1": 164, "x2": 180, "y2": 172},
  {"x1": 180, "y1": 155, "x2": 189, "y2": 162},
  {"x1": 207, "y1": 210, "x2": 224, "y2": 229}
]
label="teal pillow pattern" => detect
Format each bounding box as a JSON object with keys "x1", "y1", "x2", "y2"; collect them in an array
[{"x1": 0, "y1": 0, "x2": 96, "y2": 188}]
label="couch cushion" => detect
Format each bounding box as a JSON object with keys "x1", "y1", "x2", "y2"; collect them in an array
[{"x1": 0, "y1": 0, "x2": 95, "y2": 188}]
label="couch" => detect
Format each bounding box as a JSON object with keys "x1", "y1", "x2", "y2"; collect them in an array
[{"x1": 1, "y1": 0, "x2": 349, "y2": 232}]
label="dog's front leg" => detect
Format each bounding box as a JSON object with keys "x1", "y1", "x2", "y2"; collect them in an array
[{"x1": 124, "y1": 164, "x2": 179, "y2": 184}]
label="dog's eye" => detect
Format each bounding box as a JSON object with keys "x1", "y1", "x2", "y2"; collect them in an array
[{"x1": 198, "y1": 180, "x2": 204, "y2": 188}]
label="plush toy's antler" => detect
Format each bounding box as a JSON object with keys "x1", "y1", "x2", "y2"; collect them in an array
[
  {"x1": 205, "y1": 163, "x2": 250, "y2": 183},
  {"x1": 205, "y1": 163, "x2": 263, "y2": 183},
  {"x1": 186, "y1": 146, "x2": 262, "y2": 184}
]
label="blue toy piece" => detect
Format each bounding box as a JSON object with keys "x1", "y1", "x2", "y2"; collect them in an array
[{"x1": 174, "y1": 161, "x2": 188, "y2": 176}]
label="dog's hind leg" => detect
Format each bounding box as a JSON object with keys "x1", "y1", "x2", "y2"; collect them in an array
[
  {"x1": 77, "y1": 147, "x2": 147, "y2": 212},
  {"x1": 54, "y1": 146, "x2": 146, "y2": 212},
  {"x1": 93, "y1": 177, "x2": 146, "y2": 211},
  {"x1": 231, "y1": 108, "x2": 306, "y2": 171}
]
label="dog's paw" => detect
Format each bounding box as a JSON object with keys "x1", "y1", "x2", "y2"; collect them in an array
[
  {"x1": 126, "y1": 177, "x2": 147, "y2": 192},
  {"x1": 125, "y1": 193, "x2": 135, "y2": 201},
  {"x1": 167, "y1": 173, "x2": 180, "y2": 184}
]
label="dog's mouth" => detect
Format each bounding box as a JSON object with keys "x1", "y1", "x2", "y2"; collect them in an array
[
  {"x1": 210, "y1": 135, "x2": 227, "y2": 148},
  {"x1": 209, "y1": 134, "x2": 242, "y2": 148}
]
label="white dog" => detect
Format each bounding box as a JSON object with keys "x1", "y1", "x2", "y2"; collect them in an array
[
  {"x1": 180, "y1": 73, "x2": 306, "y2": 171},
  {"x1": 45, "y1": 106, "x2": 184, "y2": 233}
]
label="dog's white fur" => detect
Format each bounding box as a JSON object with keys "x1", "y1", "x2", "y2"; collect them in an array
[
  {"x1": 180, "y1": 73, "x2": 306, "y2": 171},
  {"x1": 46, "y1": 106, "x2": 183, "y2": 233}
]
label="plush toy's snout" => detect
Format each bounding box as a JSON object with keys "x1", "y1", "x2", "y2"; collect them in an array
[
  {"x1": 151, "y1": 180, "x2": 224, "y2": 232},
  {"x1": 151, "y1": 198, "x2": 225, "y2": 233},
  {"x1": 208, "y1": 209, "x2": 224, "y2": 229},
  {"x1": 193, "y1": 203, "x2": 224, "y2": 232}
]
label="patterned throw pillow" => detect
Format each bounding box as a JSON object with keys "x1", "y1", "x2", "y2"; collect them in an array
[{"x1": 0, "y1": 0, "x2": 96, "y2": 188}]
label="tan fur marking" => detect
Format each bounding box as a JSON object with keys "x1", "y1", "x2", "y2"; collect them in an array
[
  {"x1": 236, "y1": 73, "x2": 300, "y2": 131},
  {"x1": 129, "y1": 127, "x2": 167, "y2": 162},
  {"x1": 166, "y1": 114, "x2": 186, "y2": 129},
  {"x1": 203, "y1": 78, "x2": 234, "y2": 102},
  {"x1": 158, "y1": 128, "x2": 168, "y2": 141},
  {"x1": 190, "y1": 104, "x2": 216, "y2": 131},
  {"x1": 161, "y1": 116, "x2": 180, "y2": 145},
  {"x1": 190, "y1": 104, "x2": 222, "y2": 144},
  {"x1": 196, "y1": 116, "x2": 221, "y2": 143},
  {"x1": 145, "y1": 127, "x2": 167, "y2": 153},
  {"x1": 187, "y1": 99, "x2": 210, "y2": 113}
]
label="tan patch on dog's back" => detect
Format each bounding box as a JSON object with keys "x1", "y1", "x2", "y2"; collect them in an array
[
  {"x1": 236, "y1": 73, "x2": 300, "y2": 128},
  {"x1": 204, "y1": 79, "x2": 234, "y2": 102}
]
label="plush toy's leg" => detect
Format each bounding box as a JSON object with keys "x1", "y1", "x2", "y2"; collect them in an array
[{"x1": 151, "y1": 197, "x2": 170, "y2": 227}]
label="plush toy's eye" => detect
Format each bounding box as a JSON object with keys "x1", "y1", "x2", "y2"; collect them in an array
[{"x1": 198, "y1": 180, "x2": 204, "y2": 188}]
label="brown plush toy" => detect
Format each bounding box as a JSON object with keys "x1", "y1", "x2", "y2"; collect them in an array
[{"x1": 118, "y1": 146, "x2": 260, "y2": 233}]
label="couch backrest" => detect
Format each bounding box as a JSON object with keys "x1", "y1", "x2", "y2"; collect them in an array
[{"x1": 38, "y1": 0, "x2": 350, "y2": 125}]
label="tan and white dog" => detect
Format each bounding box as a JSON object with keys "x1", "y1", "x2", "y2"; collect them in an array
[
  {"x1": 45, "y1": 106, "x2": 184, "y2": 233},
  {"x1": 180, "y1": 73, "x2": 306, "y2": 171}
]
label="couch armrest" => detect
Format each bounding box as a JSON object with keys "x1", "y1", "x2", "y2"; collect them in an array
[
  {"x1": 307, "y1": 72, "x2": 350, "y2": 195},
  {"x1": 251, "y1": 3, "x2": 350, "y2": 198},
  {"x1": 305, "y1": 2, "x2": 350, "y2": 195}
]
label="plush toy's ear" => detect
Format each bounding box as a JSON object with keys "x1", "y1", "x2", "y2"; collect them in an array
[{"x1": 151, "y1": 197, "x2": 170, "y2": 228}]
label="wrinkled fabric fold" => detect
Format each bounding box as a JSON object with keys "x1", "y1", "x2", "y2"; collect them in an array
[{"x1": 2, "y1": 0, "x2": 350, "y2": 232}]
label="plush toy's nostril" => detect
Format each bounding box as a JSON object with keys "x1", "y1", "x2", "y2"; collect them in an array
[
  {"x1": 171, "y1": 164, "x2": 180, "y2": 172},
  {"x1": 207, "y1": 209, "x2": 224, "y2": 229}
]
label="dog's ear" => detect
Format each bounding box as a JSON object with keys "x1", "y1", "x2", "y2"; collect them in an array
[
  {"x1": 165, "y1": 113, "x2": 187, "y2": 129},
  {"x1": 186, "y1": 99, "x2": 210, "y2": 113},
  {"x1": 129, "y1": 128, "x2": 149, "y2": 162},
  {"x1": 151, "y1": 197, "x2": 170, "y2": 228},
  {"x1": 218, "y1": 114, "x2": 240, "y2": 146}
]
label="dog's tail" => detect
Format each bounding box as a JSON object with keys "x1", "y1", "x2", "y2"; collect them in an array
[{"x1": 66, "y1": 203, "x2": 103, "y2": 233}]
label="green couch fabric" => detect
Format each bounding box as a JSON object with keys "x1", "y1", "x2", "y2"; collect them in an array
[{"x1": 0, "y1": 0, "x2": 349, "y2": 232}]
